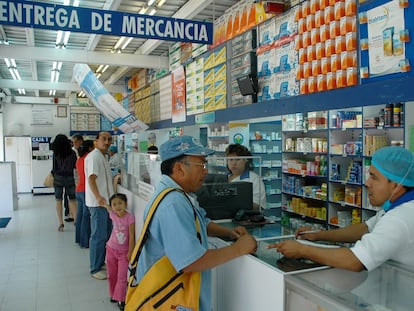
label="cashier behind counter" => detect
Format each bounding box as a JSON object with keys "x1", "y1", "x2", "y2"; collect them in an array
[{"x1": 268, "y1": 146, "x2": 414, "y2": 272}]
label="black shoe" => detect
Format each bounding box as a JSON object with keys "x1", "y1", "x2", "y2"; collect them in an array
[
  {"x1": 118, "y1": 301, "x2": 125, "y2": 310},
  {"x1": 64, "y1": 217, "x2": 74, "y2": 222},
  {"x1": 110, "y1": 298, "x2": 117, "y2": 303}
]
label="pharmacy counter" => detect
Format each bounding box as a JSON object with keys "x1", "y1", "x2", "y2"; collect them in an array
[{"x1": 285, "y1": 260, "x2": 413, "y2": 311}]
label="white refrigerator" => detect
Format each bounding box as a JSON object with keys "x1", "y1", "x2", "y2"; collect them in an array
[{"x1": 4, "y1": 136, "x2": 32, "y2": 193}]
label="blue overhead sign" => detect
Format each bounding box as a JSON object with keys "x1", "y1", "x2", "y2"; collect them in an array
[{"x1": 0, "y1": 0, "x2": 213, "y2": 44}]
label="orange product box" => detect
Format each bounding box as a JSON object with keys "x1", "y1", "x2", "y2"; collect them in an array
[
  {"x1": 315, "y1": 10, "x2": 325, "y2": 28},
  {"x1": 324, "y1": 6, "x2": 334, "y2": 25},
  {"x1": 303, "y1": 62, "x2": 312, "y2": 78},
  {"x1": 329, "y1": 0, "x2": 339, "y2": 5},
  {"x1": 327, "y1": 72, "x2": 337, "y2": 89},
  {"x1": 299, "y1": 47, "x2": 308, "y2": 64},
  {"x1": 330, "y1": 53, "x2": 340, "y2": 72},
  {"x1": 312, "y1": 59, "x2": 322, "y2": 76},
  {"x1": 317, "y1": 74, "x2": 327, "y2": 91},
  {"x1": 340, "y1": 16, "x2": 355, "y2": 35},
  {"x1": 307, "y1": 45, "x2": 316, "y2": 62},
  {"x1": 346, "y1": 32, "x2": 357, "y2": 51},
  {"x1": 346, "y1": 67, "x2": 357, "y2": 86},
  {"x1": 295, "y1": 4, "x2": 302, "y2": 21},
  {"x1": 330, "y1": 21, "x2": 340, "y2": 38},
  {"x1": 334, "y1": 1, "x2": 345, "y2": 21},
  {"x1": 306, "y1": 14, "x2": 316, "y2": 31},
  {"x1": 345, "y1": 0, "x2": 356, "y2": 16},
  {"x1": 325, "y1": 39, "x2": 335, "y2": 56},
  {"x1": 335, "y1": 35, "x2": 346, "y2": 53},
  {"x1": 303, "y1": 31, "x2": 311, "y2": 48},
  {"x1": 310, "y1": 0, "x2": 320, "y2": 14},
  {"x1": 360, "y1": 66, "x2": 369, "y2": 78},
  {"x1": 296, "y1": 64, "x2": 304, "y2": 80},
  {"x1": 320, "y1": 24, "x2": 329, "y2": 42},
  {"x1": 302, "y1": 0, "x2": 311, "y2": 18},
  {"x1": 321, "y1": 56, "x2": 331, "y2": 74},
  {"x1": 316, "y1": 42, "x2": 326, "y2": 59},
  {"x1": 358, "y1": 12, "x2": 368, "y2": 24},
  {"x1": 308, "y1": 76, "x2": 316, "y2": 93},
  {"x1": 311, "y1": 28, "x2": 320, "y2": 45},
  {"x1": 336, "y1": 69, "x2": 347, "y2": 88},
  {"x1": 295, "y1": 34, "x2": 303, "y2": 50},
  {"x1": 320, "y1": 0, "x2": 330, "y2": 10},
  {"x1": 341, "y1": 50, "x2": 357, "y2": 69},
  {"x1": 298, "y1": 18, "x2": 306, "y2": 34},
  {"x1": 320, "y1": 0, "x2": 329, "y2": 10},
  {"x1": 300, "y1": 78, "x2": 309, "y2": 94}
]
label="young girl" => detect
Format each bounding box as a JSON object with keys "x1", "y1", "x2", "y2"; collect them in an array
[{"x1": 104, "y1": 193, "x2": 135, "y2": 310}]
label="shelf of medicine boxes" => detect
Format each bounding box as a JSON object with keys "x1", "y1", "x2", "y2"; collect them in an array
[
  {"x1": 281, "y1": 111, "x2": 329, "y2": 227},
  {"x1": 249, "y1": 121, "x2": 282, "y2": 210},
  {"x1": 207, "y1": 123, "x2": 229, "y2": 155},
  {"x1": 327, "y1": 105, "x2": 405, "y2": 227}
]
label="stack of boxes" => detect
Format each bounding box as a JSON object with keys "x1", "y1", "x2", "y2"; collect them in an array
[
  {"x1": 159, "y1": 75, "x2": 172, "y2": 121},
  {"x1": 134, "y1": 85, "x2": 151, "y2": 124},
  {"x1": 296, "y1": 0, "x2": 357, "y2": 94},
  {"x1": 257, "y1": 8, "x2": 299, "y2": 102},
  {"x1": 150, "y1": 79, "x2": 160, "y2": 123},
  {"x1": 70, "y1": 106, "x2": 101, "y2": 131},
  {"x1": 186, "y1": 58, "x2": 205, "y2": 115},
  {"x1": 203, "y1": 45, "x2": 227, "y2": 111}
]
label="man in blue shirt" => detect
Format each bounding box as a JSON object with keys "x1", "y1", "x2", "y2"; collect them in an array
[{"x1": 136, "y1": 136, "x2": 257, "y2": 311}]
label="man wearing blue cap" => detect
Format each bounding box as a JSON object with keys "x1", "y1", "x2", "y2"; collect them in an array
[
  {"x1": 267, "y1": 146, "x2": 414, "y2": 272},
  {"x1": 134, "y1": 136, "x2": 257, "y2": 311}
]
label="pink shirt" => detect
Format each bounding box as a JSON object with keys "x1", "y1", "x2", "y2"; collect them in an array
[{"x1": 107, "y1": 211, "x2": 135, "y2": 251}]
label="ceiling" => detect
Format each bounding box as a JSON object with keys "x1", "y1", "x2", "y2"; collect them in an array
[{"x1": 0, "y1": 0, "x2": 239, "y2": 101}]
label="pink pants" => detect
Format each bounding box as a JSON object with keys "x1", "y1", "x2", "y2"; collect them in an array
[{"x1": 106, "y1": 245, "x2": 129, "y2": 302}]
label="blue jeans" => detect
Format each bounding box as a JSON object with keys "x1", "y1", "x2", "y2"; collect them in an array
[
  {"x1": 89, "y1": 206, "x2": 112, "y2": 274},
  {"x1": 75, "y1": 192, "x2": 90, "y2": 248}
]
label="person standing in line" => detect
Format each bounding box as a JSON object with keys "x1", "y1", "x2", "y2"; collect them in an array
[
  {"x1": 85, "y1": 132, "x2": 114, "y2": 280},
  {"x1": 134, "y1": 136, "x2": 257, "y2": 311},
  {"x1": 103, "y1": 193, "x2": 135, "y2": 311},
  {"x1": 225, "y1": 143, "x2": 267, "y2": 210},
  {"x1": 65, "y1": 134, "x2": 84, "y2": 222},
  {"x1": 75, "y1": 140, "x2": 94, "y2": 248},
  {"x1": 51, "y1": 134, "x2": 78, "y2": 232},
  {"x1": 267, "y1": 146, "x2": 414, "y2": 272},
  {"x1": 108, "y1": 145, "x2": 121, "y2": 175}
]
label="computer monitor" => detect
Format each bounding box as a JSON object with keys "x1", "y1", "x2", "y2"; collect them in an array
[{"x1": 196, "y1": 182, "x2": 253, "y2": 220}]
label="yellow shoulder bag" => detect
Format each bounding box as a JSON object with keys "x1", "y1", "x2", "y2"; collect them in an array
[{"x1": 125, "y1": 188, "x2": 202, "y2": 311}]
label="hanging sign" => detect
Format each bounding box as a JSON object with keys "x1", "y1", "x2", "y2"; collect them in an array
[{"x1": 0, "y1": 0, "x2": 213, "y2": 44}]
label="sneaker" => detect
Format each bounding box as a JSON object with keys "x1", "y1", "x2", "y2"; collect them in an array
[
  {"x1": 91, "y1": 270, "x2": 107, "y2": 280},
  {"x1": 101, "y1": 263, "x2": 107, "y2": 270},
  {"x1": 64, "y1": 217, "x2": 74, "y2": 222},
  {"x1": 118, "y1": 301, "x2": 125, "y2": 311}
]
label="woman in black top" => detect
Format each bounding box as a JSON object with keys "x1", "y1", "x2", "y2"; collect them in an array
[{"x1": 52, "y1": 134, "x2": 78, "y2": 232}]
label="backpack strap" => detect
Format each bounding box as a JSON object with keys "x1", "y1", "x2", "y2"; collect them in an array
[{"x1": 129, "y1": 187, "x2": 201, "y2": 282}]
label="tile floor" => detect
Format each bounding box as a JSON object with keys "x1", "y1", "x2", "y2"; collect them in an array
[{"x1": 0, "y1": 194, "x2": 119, "y2": 311}]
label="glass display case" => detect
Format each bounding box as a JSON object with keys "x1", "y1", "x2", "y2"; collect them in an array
[{"x1": 285, "y1": 260, "x2": 414, "y2": 311}]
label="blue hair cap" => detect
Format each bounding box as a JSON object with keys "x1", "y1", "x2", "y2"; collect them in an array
[{"x1": 371, "y1": 146, "x2": 414, "y2": 187}]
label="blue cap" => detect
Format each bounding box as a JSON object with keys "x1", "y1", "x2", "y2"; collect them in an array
[
  {"x1": 371, "y1": 146, "x2": 414, "y2": 187},
  {"x1": 109, "y1": 146, "x2": 117, "y2": 153},
  {"x1": 160, "y1": 136, "x2": 214, "y2": 161}
]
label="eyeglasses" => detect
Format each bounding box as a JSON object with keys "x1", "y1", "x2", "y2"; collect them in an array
[{"x1": 182, "y1": 161, "x2": 208, "y2": 170}]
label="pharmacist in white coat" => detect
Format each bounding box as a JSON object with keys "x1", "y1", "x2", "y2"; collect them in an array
[
  {"x1": 267, "y1": 146, "x2": 414, "y2": 272},
  {"x1": 225, "y1": 144, "x2": 267, "y2": 210}
]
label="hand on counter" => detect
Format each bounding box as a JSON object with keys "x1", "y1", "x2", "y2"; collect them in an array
[{"x1": 266, "y1": 240, "x2": 304, "y2": 259}]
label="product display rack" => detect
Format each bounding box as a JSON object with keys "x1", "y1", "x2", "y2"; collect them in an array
[
  {"x1": 281, "y1": 104, "x2": 405, "y2": 230},
  {"x1": 281, "y1": 111, "x2": 329, "y2": 230},
  {"x1": 249, "y1": 121, "x2": 282, "y2": 214}
]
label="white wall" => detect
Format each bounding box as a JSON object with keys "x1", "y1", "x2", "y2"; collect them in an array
[{"x1": 3, "y1": 103, "x2": 70, "y2": 137}]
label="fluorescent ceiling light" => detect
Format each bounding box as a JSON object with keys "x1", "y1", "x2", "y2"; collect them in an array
[
  {"x1": 148, "y1": 0, "x2": 156, "y2": 6},
  {"x1": 158, "y1": 0, "x2": 167, "y2": 7},
  {"x1": 139, "y1": 7, "x2": 148, "y2": 14},
  {"x1": 96, "y1": 64, "x2": 104, "y2": 72},
  {"x1": 121, "y1": 37, "x2": 133, "y2": 50},
  {"x1": 96, "y1": 73, "x2": 102, "y2": 79},
  {"x1": 102, "y1": 65, "x2": 109, "y2": 73},
  {"x1": 63, "y1": 31, "x2": 71, "y2": 46},
  {"x1": 149, "y1": 8, "x2": 156, "y2": 15},
  {"x1": 73, "y1": 0, "x2": 80, "y2": 6},
  {"x1": 4, "y1": 58, "x2": 11, "y2": 67},
  {"x1": 56, "y1": 31, "x2": 63, "y2": 45},
  {"x1": 114, "y1": 37, "x2": 126, "y2": 50}
]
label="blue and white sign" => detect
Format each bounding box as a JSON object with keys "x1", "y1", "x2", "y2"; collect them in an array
[{"x1": 0, "y1": 0, "x2": 213, "y2": 44}]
